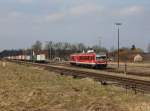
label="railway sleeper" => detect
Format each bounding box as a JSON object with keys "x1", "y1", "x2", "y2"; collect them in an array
[
  {"x1": 72, "y1": 73, "x2": 86, "y2": 79},
  {"x1": 59, "y1": 71, "x2": 85, "y2": 79},
  {"x1": 100, "y1": 80, "x2": 118, "y2": 85},
  {"x1": 124, "y1": 84, "x2": 146, "y2": 94}
]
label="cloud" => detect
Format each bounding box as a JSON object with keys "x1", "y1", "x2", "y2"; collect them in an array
[
  {"x1": 3, "y1": 10, "x2": 65, "y2": 24},
  {"x1": 16, "y1": 0, "x2": 33, "y2": 4},
  {"x1": 113, "y1": 6, "x2": 144, "y2": 16},
  {"x1": 15, "y1": 0, "x2": 63, "y2": 4},
  {"x1": 69, "y1": 3, "x2": 101, "y2": 16},
  {"x1": 45, "y1": 12, "x2": 65, "y2": 22},
  {"x1": 9, "y1": 11, "x2": 23, "y2": 17},
  {"x1": 46, "y1": 0, "x2": 63, "y2": 4},
  {"x1": 7, "y1": 11, "x2": 33, "y2": 21},
  {"x1": 33, "y1": 12, "x2": 65, "y2": 23}
]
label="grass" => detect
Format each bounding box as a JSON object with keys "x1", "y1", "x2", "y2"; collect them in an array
[{"x1": 0, "y1": 61, "x2": 150, "y2": 111}]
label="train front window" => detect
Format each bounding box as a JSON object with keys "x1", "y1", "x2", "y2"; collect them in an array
[{"x1": 96, "y1": 55, "x2": 106, "y2": 61}]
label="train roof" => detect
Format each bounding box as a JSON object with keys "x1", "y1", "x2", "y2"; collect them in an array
[
  {"x1": 71, "y1": 53, "x2": 96, "y2": 56},
  {"x1": 71, "y1": 52, "x2": 107, "y2": 56}
]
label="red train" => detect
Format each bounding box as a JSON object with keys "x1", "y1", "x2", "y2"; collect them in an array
[{"x1": 70, "y1": 51, "x2": 107, "y2": 68}]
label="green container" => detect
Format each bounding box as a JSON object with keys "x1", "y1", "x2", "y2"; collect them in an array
[{"x1": 30, "y1": 55, "x2": 37, "y2": 61}]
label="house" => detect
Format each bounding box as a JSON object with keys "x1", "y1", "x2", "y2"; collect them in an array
[{"x1": 134, "y1": 54, "x2": 143, "y2": 62}]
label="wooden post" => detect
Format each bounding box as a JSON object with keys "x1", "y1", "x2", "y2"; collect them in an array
[{"x1": 124, "y1": 62, "x2": 127, "y2": 74}]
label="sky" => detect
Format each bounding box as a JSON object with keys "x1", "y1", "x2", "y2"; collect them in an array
[{"x1": 0, "y1": 0, "x2": 150, "y2": 51}]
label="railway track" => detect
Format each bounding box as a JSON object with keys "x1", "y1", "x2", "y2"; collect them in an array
[
  {"x1": 6, "y1": 60, "x2": 150, "y2": 94},
  {"x1": 47, "y1": 62, "x2": 150, "y2": 77}
]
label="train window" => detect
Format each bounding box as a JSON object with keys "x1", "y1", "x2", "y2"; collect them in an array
[
  {"x1": 86, "y1": 56, "x2": 90, "y2": 60},
  {"x1": 96, "y1": 55, "x2": 106, "y2": 61},
  {"x1": 86, "y1": 56, "x2": 89, "y2": 60},
  {"x1": 89, "y1": 56, "x2": 93, "y2": 60},
  {"x1": 81, "y1": 55, "x2": 94, "y2": 60},
  {"x1": 79, "y1": 56, "x2": 83, "y2": 60},
  {"x1": 79, "y1": 56, "x2": 90, "y2": 60},
  {"x1": 89, "y1": 56, "x2": 91, "y2": 60}
]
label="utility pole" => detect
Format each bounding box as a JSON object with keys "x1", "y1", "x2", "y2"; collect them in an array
[
  {"x1": 45, "y1": 41, "x2": 52, "y2": 62},
  {"x1": 98, "y1": 36, "x2": 102, "y2": 48},
  {"x1": 115, "y1": 22, "x2": 122, "y2": 68}
]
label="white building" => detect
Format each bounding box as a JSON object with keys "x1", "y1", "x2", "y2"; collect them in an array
[{"x1": 134, "y1": 54, "x2": 143, "y2": 62}]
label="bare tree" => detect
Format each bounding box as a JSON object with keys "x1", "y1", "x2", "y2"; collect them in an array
[
  {"x1": 77, "y1": 43, "x2": 86, "y2": 52},
  {"x1": 71, "y1": 44, "x2": 78, "y2": 52},
  {"x1": 32, "y1": 40, "x2": 42, "y2": 51},
  {"x1": 45, "y1": 41, "x2": 53, "y2": 50},
  {"x1": 45, "y1": 41, "x2": 53, "y2": 59},
  {"x1": 55, "y1": 42, "x2": 63, "y2": 50},
  {"x1": 63, "y1": 42, "x2": 71, "y2": 50},
  {"x1": 92, "y1": 45, "x2": 107, "y2": 53}
]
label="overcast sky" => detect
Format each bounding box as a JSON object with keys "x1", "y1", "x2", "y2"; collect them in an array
[{"x1": 0, "y1": 0, "x2": 150, "y2": 51}]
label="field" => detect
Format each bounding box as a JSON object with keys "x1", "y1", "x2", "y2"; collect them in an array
[{"x1": 0, "y1": 61, "x2": 150, "y2": 111}]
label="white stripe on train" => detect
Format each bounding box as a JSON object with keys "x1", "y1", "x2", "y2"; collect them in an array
[{"x1": 70, "y1": 61, "x2": 106, "y2": 65}]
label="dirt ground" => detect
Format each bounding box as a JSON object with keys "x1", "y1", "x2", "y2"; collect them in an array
[
  {"x1": 0, "y1": 61, "x2": 150, "y2": 111},
  {"x1": 108, "y1": 62, "x2": 150, "y2": 77}
]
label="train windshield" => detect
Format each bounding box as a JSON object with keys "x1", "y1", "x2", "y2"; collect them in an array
[{"x1": 96, "y1": 55, "x2": 106, "y2": 61}]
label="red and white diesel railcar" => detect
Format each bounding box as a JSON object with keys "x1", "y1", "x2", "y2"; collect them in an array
[{"x1": 70, "y1": 52, "x2": 107, "y2": 68}]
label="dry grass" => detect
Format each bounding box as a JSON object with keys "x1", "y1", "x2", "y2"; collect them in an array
[{"x1": 0, "y1": 61, "x2": 150, "y2": 111}]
